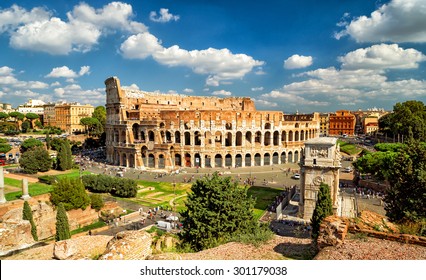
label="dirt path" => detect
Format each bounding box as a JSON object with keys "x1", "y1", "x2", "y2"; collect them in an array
[{"x1": 4, "y1": 173, "x2": 38, "y2": 183}]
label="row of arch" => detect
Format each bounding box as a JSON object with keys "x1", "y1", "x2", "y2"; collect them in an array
[
  {"x1": 111, "y1": 125, "x2": 317, "y2": 147},
  {"x1": 113, "y1": 149, "x2": 302, "y2": 169}
]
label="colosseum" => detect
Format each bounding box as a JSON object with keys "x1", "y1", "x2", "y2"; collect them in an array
[{"x1": 105, "y1": 77, "x2": 320, "y2": 170}]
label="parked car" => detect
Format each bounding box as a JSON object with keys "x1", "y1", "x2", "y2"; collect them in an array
[
  {"x1": 292, "y1": 173, "x2": 300, "y2": 179},
  {"x1": 343, "y1": 167, "x2": 353, "y2": 173}
]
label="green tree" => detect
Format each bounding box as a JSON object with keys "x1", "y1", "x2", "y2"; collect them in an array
[
  {"x1": 383, "y1": 140, "x2": 426, "y2": 225},
  {"x1": 90, "y1": 194, "x2": 104, "y2": 211},
  {"x1": 0, "y1": 112, "x2": 9, "y2": 121},
  {"x1": 25, "y1": 113, "x2": 39, "y2": 129},
  {"x1": 179, "y1": 173, "x2": 261, "y2": 251},
  {"x1": 22, "y1": 201, "x2": 38, "y2": 241},
  {"x1": 55, "y1": 203, "x2": 71, "y2": 241},
  {"x1": 56, "y1": 141, "x2": 72, "y2": 171},
  {"x1": 50, "y1": 177, "x2": 91, "y2": 211},
  {"x1": 0, "y1": 138, "x2": 12, "y2": 154},
  {"x1": 20, "y1": 138, "x2": 43, "y2": 153},
  {"x1": 21, "y1": 120, "x2": 31, "y2": 133},
  {"x1": 19, "y1": 147, "x2": 52, "y2": 174},
  {"x1": 8, "y1": 111, "x2": 25, "y2": 130},
  {"x1": 80, "y1": 117, "x2": 100, "y2": 136},
  {"x1": 92, "y1": 106, "x2": 106, "y2": 135},
  {"x1": 311, "y1": 182, "x2": 333, "y2": 240}
]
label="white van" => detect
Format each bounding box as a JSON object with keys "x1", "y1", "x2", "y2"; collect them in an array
[{"x1": 156, "y1": 221, "x2": 172, "y2": 231}]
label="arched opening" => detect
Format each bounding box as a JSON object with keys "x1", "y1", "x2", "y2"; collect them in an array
[
  {"x1": 132, "y1": 123, "x2": 140, "y2": 140},
  {"x1": 159, "y1": 122, "x2": 165, "y2": 129},
  {"x1": 226, "y1": 122, "x2": 232, "y2": 130},
  {"x1": 264, "y1": 123, "x2": 271, "y2": 130},
  {"x1": 236, "y1": 131, "x2": 242, "y2": 146},
  {"x1": 295, "y1": 131, "x2": 299, "y2": 141},
  {"x1": 184, "y1": 132, "x2": 191, "y2": 145},
  {"x1": 158, "y1": 154, "x2": 165, "y2": 168},
  {"x1": 254, "y1": 153, "x2": 261, "y2": 166},
  {"x1": 148, "y1": 154, "x2": 155, "y2": 168},
  {"x1": 300, "y1": 130, "x2": 304, "y2": 141},
  {"x1": 273, "y1": 131, "x2": 279, "y2": 146},
  {"x1": 281, "y1": 131, "x2": 286, "y2": 142},
  {"x1": 166, "y1": 131, "x2": 172, "y2": 143},
  {"x1": 288, "y1": 131, "x2": 293, "y2": 141},
  {"x1": 264, "y1": 131, "x2": 271, "y2": 146},
  {"x1": 121, "y1": 131, "x2": 126, "y2": 143},
  {"x1": 273, "y1": 152, "x2": 279, "y2": 164},
  {"x1": 148, "y1": 131, "x2": 155, "y2": 141},
  {"x1": 122, "y1": 153, "x2": 127, "y2": 167},
  {"x1": 175, "y1": 153, "x2": 182, "y2": 167},
  {"x1": 215, "y1": 154, "x2": 222, "y2": 167},
  {"x1": 288, "y1": 151, "x2": 293, "y2": 163},
  {"x1": 175, "y1": 131, "x2": 181, "y2": 143},
  {"x1": 141, "y1": 131, "x2": 146, "y2": 142},
  {"x1": 264, "y1": 153, "x2": 271, "y2": 165},
  {"x1": 205, "y1": 155, "x2": 211, "y2": 167},
  {"x1": 281, "y1": 152, "x2": 286, "y2": 163},
  {"x1": 235, "y1": 154, "x2": 242, "y2": 167},
  {"x1": 129, "y1": 154, "x2": 135, "y2": 168},
  {"x1": 225, "y1": 154, "x2": 232, "y2": 167},
  {"x1": 185, "y1": 153, "x2": 191, "y2": 167},
  {"x1": 114, "y1": 130, "x2": 119, "y2": 142},
  {"x1": 215, "y1": 131, "x2": 222, "y2": 145},
  {"x1": 245, "y1": 131, "x2": 252, "y2": 145},
  {"x1": 294, "y1": 150, "x2": 299, "y2": 163},
  {"x1": 194, "y1": 131, "x2": 201, "y2": 146},
  {"x1": 254, "y1": 131, "x2": 261, "y2": 144},
  {"x1": 225, "y1": 132, "x2": 232, "y2": 147},
  {"x1": 141, "y1": 146, "x2": 148, "y2": 166},
  {"x1": 205, "y1": 131, "x2": 213, "y2": 146},
  {"x1": 245, "y1": 154, "x2": 251, "y2": 167},
  {"x1": 194, "y1": 153, "x2": 201, "y2": 167}
]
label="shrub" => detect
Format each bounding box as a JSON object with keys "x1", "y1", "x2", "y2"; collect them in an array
[
  {"x1": 50, "y1": 177, "x2": 91, "y2": 211},
  {"x1": 55, "y1": 203, "x2": 71, "y2": 241},
  {"x1": 90, "y1": 194, "x2": 104, "y2": 211},
  {"x1": 22, "y1": 201, "x2": 38, "y2": 241}
]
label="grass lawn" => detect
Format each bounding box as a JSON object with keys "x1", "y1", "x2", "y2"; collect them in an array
[
  {"x1": 247, "y1": 186, "x2": 283, "y2": 220},
  {"x1": 338, "y1": 140, "x2": 363, "y2": 155},
  {"x1": 5, "y1": 181, "x2": 53, "y2": 201}
]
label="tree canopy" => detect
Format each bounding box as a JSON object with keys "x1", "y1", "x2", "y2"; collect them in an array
[
  {"x1": 19, "y1": 147, "x2": 52, "y2": 174},
  {"x1": 311, "y1": 182, "x2": 333, "y2": 240},
  {"x1": 50, "y1": 177, "x2": 91, "y2": 211},
  {"x1": 179, "y1": 173, "x2": 264, "y2": 251},
  {"x1": 20, "y1": 138, "x2": 43, "y2": 153},
  {"x1": 55, "y1": 203, "x2": 71, "y2": 241}
]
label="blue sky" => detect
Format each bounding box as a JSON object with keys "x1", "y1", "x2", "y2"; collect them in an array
[{"x1": 0, "y1": 0, "x2": 425, "y2": 113}]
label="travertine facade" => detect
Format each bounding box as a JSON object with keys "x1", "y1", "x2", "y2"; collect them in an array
[
  {"x1": 299, "y1": 137, "x2": 341, "y2": 220},
  {"x1": 105, "y1": 77, "x2": 320, "y2": 170}
]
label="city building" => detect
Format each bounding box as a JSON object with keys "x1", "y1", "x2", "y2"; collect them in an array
[
  {"x1": 328, "y1": 110, "x2": 355, "y2": 136},
  {"x1": 43, "y1": 103, "x2": 56, "y2": 127},
  {"x1": 17, "y1": 99, "x2": 45, "y2": 123},
  {"x1": 54, "y1": 102, "x2": 94, "y2": 133},
  {"x1": 319, "y1": 113, "x2": 330, "y2": 136},
  {"x1": 105, "y1": 77, "x2": 321, "y2": 170},
  {"x1": 0, "y1": 103, "x2": 12, "y2": 113}
]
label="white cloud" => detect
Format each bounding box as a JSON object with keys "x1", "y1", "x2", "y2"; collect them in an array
[
  {"x1": 0, "y1": 66, "x2": 48, "y2": 89},
  {"x1": 252, "y1": 99, "x2": 278, "y2": 108},
  {"x1": 335, "y1": 0, "x2": 426, "y2": 43},
  {"x1": 122, "y1": 83, "x2": 140, "y2": 90},
  {"x1": 183, "y1": 88, "x2": 194, "y2": 93},
  {"x1": 0, "y1": 2, "x2": 147, "y2": 55},
  {"x1": 120, "y1": 33, "x2": 263, "y2": 86},
  {"x1": 212, "y1": 90, "x2": 232, "y2": 96},
  {"x1": 339, "y1": 44, "x2": 426, "y2": 70},
  {"x1": 284, "y1": 55, "x2": 313, "y2": 69},
  {"x1": 53, "y1": 85, "x2": 105, "y2": 104},
  {"x1": 255, "y1": 66, "x2": 266, "y2": 75},
  {"x1": 150, "y1": 8, "x2": 180, "y2": 23},
  {"x1": 46, "y1": 66, "x2": 91, "y2": 78},
  {"x1": 251, "y1": 87, "x2": 264, "y2": 91}
]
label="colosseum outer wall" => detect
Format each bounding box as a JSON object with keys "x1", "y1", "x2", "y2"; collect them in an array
[{"x1": 105, "y1": 76, "x2": 320, "y2": 170}]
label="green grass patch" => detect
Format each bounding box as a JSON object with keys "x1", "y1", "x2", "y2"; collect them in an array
[
  {"x1": 247, "y1": 186, "x2": 283, "y2": 220},
  {"x1": 337, "y1": 140, "x2": 362, "y2": 155},
  {"x1": 4, "y1": 177, "x2": 22, "y2": 188},
  {"x1": 5, "y1": 182, "x2": 53, "y2": 201},
  {"x1": 70, "y1": 220, "x2": 107, "y2": 235}
]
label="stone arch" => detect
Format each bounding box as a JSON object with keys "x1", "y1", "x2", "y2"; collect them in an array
[
  {"x1": 184, "y1": 153, "x2": 191, "y2": 167},
  {"x1": 184, "y1": 132, "x2": 191, "y2": 145},
  {"x1": 158, "y1": 154, "x2": 165, "y2": 168},
  {"x1": 254, "y1": 153, "x2": 261, "y2": 166},
  {"x1": 245, "y1": 131, "x2": 252, "y2": 145},
  {"x1": 255, "y1": 131, "x2": 262, "y2": 144},
  {"x1": 295, "y1": 131, "x2": 299, "y2": 141},
  {"x1": 129, "y1": 154, "x2": 135, "y2": 168},
  {"x1": 281, "y1": 131, "x2": 286, "y2": 142},
  {"x1": 148, "y1": 131, "x2": 155, "y2": 141},
  {"x1": 132, "y1": 123, "x2": 140, "y2": 140},
  {"x1": 141, "y1": 146, "x2": 148, "y2": 166},
  {"x1": 225, "y1": 132, "x2": 232, "y2": 147},
  {"x1": 264, "y1": 123, "x2": 271, "y2": 130},
  {"x1": 280, "y1": 151, "x2": 286, "y2": 163},
  {"x1": 215, "y1": 131, "x2": 222, "y2": 144},
  {"x1": 194, "y1": 153, "x2": 201, "y2": 167},
  {"x1": 166, "y1": 131, "x2": 172, "y2": 143},
  {"x1": 235, "y1": 154, "x2": 242, "y2": 167},
  {"x1": 273, "y1": 152, "x2": 279, "y2": 164},
  {"x1": 288, "y1": 151, "x2": 293, "y2": 163},
  {"x1": 300, "y1": 130, "x2": 304, "y2": 141},
  {"x1": 273, "y1": 131, "x2": 279, "y2": 146},
  {"x1": 264, "y1": 131, "x2": 271, "y2": 146},
  {"x1": 215, "y1": 154, "x2": 223, "y2": 167},
  {"x1": 294, "y1": 150, "x2": 299, "y2": 163},
  {"x1": 175, "y1": 153, "x2": 182, "y2": 167},
  {"x1": 122, "y1": 153, "x2": 127, "y2": 167},
  {"x1": 121, "y1": 131, "x2": 126, "y2": 143},
  {"x1": 236, "y1": 131, "x2": 242, "y2": 146},
  {"x1": 245, "y1": 153, "x2": 251, "y2": 167},
  {"x1": 194, "y1": 131, "x2": 201, "y2": 146},
  {"x1": 148, "y1": 153, "x2": 155, "y2": 168},
  {"x1": 141, "y1": 131, "x2": 146, "y2": 142},
  {"x1": 204, "y1": 155, "x2": 211, "y2": 167},
  {"x1": 225, "y1": 154, "x2": 232, "y2": 167},
  {"x1": 288, "y1": 131, "x2": 293, "y2": 141},
  {"x1": 264, "y1": 153, "x2": 271, "y2": 165},
  {"x1": 114, "y1": 130, "x2": 119, "y2": 142},
  {"x1": 159, "y1": 122, "x2": 165, "y2": 129},
  {"x1": 226, "y1": 122, "x2": 232, "y2": 130},
  {"x1": 175, "y1": 131, "x2": 181, "y2": 143}
]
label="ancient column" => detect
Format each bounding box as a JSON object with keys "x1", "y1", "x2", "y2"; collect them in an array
[
  {"x1": 0, "y1": 167, "x2": 6, "y2": 203},
  {"x1": 21, "y1": 178, "x2": 31, "y2": 200}
]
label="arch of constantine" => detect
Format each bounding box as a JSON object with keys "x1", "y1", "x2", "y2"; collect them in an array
[{"x1": 105, "y1": 77, "x2": 320, "y2": 170}]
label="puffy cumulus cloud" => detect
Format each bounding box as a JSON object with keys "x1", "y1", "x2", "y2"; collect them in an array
[
  {"x1": 0, "y1": 66, "x2": 49, "y2": 89},
  {"x1": 252, "y1": 99, "x2": 278, "y2": 108},
  {"x1": 45, "y1": 66, "x2": 91, "y2": 78},
  {"x1": 120, "y1": 33, "x2": 263, "y2": 86},
  {"x1": 122, "y1": 83, "x2": 140, "y2": 90},
  {"x1": 150, "y1": 8, "x2": 180, "y2": 23},
  {"x1": 53, "y1": 84, "x2": 105, "y2": 105},
  {"x1": 335, "y1": 0, "x2": 426, "y2": 43},
  {"x1": 284, "y1": 54, "x2": 313, "y2": 69},
  {"x1": 339, "y1": 44, "x2": 426, "y2": 70},
  {"x1": 251, "y1": 87, "x2": 264, "y2": 91},
  {"x1": 0, "y1": 2, "x2": 147, "y2": 55},
  {"x1": 183, "y1": 88, "x2": 194, "y2": 93},
  {"x1": 212, "y1": 90, "x2": 232, "y2": 96}
]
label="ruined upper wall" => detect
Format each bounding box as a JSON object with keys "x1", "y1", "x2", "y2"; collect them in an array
[{"x1": 105, "y1": 76, "x2": 257, "y2": 112}]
